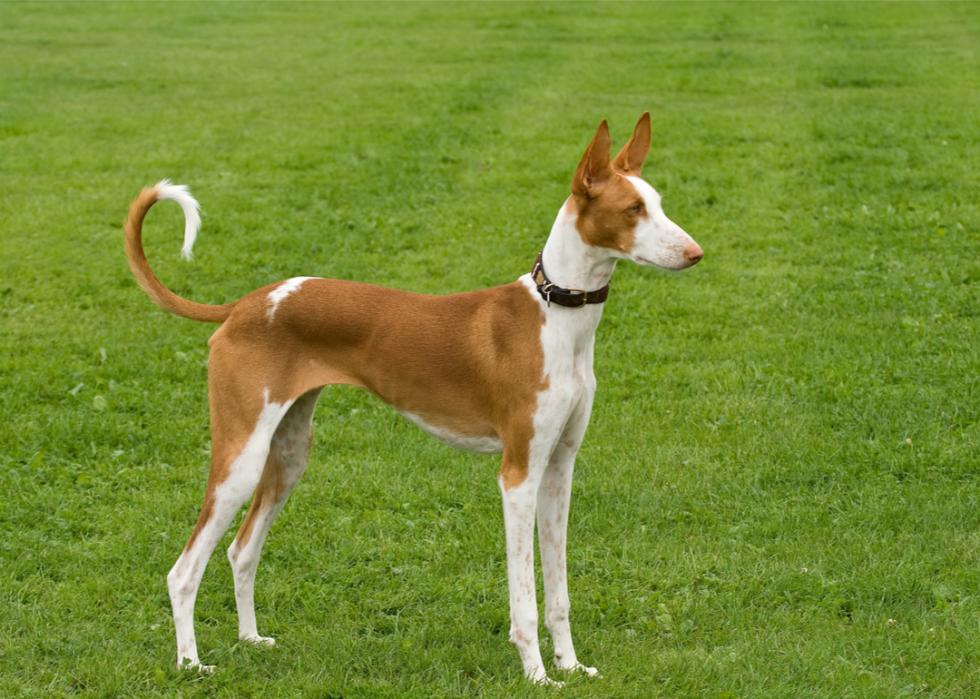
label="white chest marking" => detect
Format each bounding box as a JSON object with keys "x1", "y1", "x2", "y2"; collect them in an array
[
  {"x1": 266, "y1": 277, "x2": 315, "y2": 319},
  {"x1": 519, "y1": 273, "x2": 598, "y2": 390},
  {"x1": 400, "y1": 411, "x2": 503, "y2": 454}
]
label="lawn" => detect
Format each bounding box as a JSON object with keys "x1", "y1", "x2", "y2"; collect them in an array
[{"x1": 1, "y1": 2, "x2": 977, "y2": 697}]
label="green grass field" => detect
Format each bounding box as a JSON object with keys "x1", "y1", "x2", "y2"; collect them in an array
[{"x1": 1, "y1": 2, "x2": 977, "y2": 697}]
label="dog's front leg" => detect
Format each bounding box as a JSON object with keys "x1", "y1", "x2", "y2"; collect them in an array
[
  {"x1": 499, "y1": 455, "x2": 555, "y2": 685},
  {"x1": 538, "y1": 395, "x2": 599, "y2": 677}
]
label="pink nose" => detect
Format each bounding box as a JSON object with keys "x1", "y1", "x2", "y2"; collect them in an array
[{"x1": 683, "y1": 243, "x2": 704, "y2": 265}]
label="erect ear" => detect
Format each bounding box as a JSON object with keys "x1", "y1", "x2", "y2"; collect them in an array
[
  {"x1": 612, "y1": 111, "x2": 651, "y2": 176},
  {"x1": 571, "y1": 120, "x2": 612, "y2": 199}
]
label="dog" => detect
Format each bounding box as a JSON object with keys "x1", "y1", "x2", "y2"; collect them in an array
[{"x1": 124, "y1": 113, "x2": 702, "y2": 684}]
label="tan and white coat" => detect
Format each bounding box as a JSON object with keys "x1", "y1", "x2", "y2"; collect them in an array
[{"x1": 124, "y1": 113, "x2": 702, "y2": 684}]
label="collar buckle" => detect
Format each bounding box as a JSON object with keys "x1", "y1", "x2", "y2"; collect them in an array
[
  {"x1": 540, "y1": 281, "x2": 554, "y2": 307},
  {"x1": 530, "y1": 252, "x2": 609, "y2": 309}
]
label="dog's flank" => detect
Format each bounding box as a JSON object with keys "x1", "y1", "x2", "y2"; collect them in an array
[{"x1": 125, "y1": 112, "x2": 702, "y2": 684}]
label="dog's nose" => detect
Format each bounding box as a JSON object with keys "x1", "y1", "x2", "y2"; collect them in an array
[{"x1": 683, "y1": 243, "x2": 704, "y2": 265}]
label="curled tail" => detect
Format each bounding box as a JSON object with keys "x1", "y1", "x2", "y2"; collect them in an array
[{"x1": 124, "y1": 180, "x2": 235, "y2": 323}]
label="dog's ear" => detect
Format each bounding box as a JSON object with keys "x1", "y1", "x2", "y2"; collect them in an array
[
  {"x1": 612, "y1": 112, "x2": 651, "y2": 176},
  {"x1": 572, "y1": 120, "x2": 612, "y2": 199}
]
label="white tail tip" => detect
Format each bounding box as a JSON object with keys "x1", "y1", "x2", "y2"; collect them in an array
[{"x1": 154, "y1": 179, "x2": 201, "y2": 260}]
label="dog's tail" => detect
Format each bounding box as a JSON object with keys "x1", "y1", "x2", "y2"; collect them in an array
[{"x1": 124, "y1": 181, "x2": 235, "y2": 323}]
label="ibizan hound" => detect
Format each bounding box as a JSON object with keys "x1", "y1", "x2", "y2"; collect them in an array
[{"x1": 124, "y1": 113, "x2": 702, "y2": 685}]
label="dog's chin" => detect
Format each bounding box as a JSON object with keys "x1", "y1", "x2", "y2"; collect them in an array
[{"x1": 630, "y1": 254, "x2": 692, "y2": 271}]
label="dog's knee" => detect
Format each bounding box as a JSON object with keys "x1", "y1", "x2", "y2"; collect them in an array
[
  {"x1": 227, "y1": 540, "x2": 258, "y2": 579},
  {"x1": 226, "y1": 541, "x2": 240, "y2": 567},
  {"x1": 167, "y1": 565, "x2": 194, "y2": 600},
  {"x1": 545, "y1": 606, "x2": 569, "y2": 632},
  {"x1": 509, "y1": 610, "x2": 539, "y2": 644}
]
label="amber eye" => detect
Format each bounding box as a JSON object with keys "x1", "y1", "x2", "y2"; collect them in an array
[{"x1": 627, "y1": 201, "x2": 644, "y2": 215}]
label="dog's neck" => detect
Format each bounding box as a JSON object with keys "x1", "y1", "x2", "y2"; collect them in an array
[{"x1": 540, "y1": 197, "x2": 617, "y2": 294}]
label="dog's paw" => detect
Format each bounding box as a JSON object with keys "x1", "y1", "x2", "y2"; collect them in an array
[
  {"x1": 555, "y1": 659, "x2": 600, "y2": 678},
  {"x1": 527, "y1": 666, "x2": 564, "y2": 688},
  {"x1": 240, "y1": 634, "x2": 276, "y2": 647},
  {"x1": 532, "y1": 675, "x2": 565, "y2": 688},
  {"x1": 177, "y1": 658, "x2": 215, "y2": 674}
]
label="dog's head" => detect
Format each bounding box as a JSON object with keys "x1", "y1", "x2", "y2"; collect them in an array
[{"x1": 569, "y1": 113, "x2": 702, "y2": 270}]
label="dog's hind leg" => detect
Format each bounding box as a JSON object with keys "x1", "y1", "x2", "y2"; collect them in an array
[
  {"x1": 167, "y1": 386, "x2": 294, "y2": 672},
  {"x1": 227, "y1": 388, "x2": 320, "y2": 646}
]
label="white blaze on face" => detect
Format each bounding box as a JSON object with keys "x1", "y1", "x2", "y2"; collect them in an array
[{"x1": 625, "y1": 176, "x2": 699, "y2": 270}]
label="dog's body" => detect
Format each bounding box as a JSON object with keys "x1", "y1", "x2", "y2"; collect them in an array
[{"x1": 125, "y1": 114, "x2": 702, "y2": 684}]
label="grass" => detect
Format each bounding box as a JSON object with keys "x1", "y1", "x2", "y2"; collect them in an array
[{"x1": 1, "y1": 1, "x2": 978, "y2": 697}]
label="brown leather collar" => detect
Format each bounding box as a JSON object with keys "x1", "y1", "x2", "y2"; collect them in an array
[{"x1": 530, "y1": 252, "x2": 610, "y2": 308}]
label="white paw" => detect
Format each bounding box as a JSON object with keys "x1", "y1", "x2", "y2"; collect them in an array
[
  {"x1": 556, "y1": 659, "x2": 600, "y2": 678},
  {"x1": 241, "y1": 634, "x2": 276, "y2": 646},
  {"x1": 177, "y1": 658, "x2": 215, "y2": 674},
  {"x1": 528, "y1": 667, "x2": 564, "y2": 687},
  {"x1": 533, "y1": 675, "x2": 564, "y2": 688}
]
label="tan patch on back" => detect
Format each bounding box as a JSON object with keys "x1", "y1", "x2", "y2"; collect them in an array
[{"x1": 182, "y1": 277, "x2": 549, "y2": 536}]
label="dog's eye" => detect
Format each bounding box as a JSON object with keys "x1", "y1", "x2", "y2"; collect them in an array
[{"x1": 627, "y1": 202, "x2": 644, "y2": 215}]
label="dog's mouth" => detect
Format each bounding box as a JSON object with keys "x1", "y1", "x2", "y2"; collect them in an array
[
  {"x1": 631, "y1": 254, "x2": 686, "y2": 270},
  {"x1": 631, "y1": 251, "x2": 703, "y2": 271}
]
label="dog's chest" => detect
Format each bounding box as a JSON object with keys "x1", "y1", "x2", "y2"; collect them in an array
[
  {"x1": 540, "y1": 304, "x2": 600, "y2": 383},
  {"x1": 532, "y1": 297, "x2": 601, "y2": 434},
  {"x1": 391, "y1": 278, "x2": 599, "y2": 455}
]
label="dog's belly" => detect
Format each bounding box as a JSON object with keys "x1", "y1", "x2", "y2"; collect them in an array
[{"x1": 399, "y1": 410, "x2": 503, "y2": 454}]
